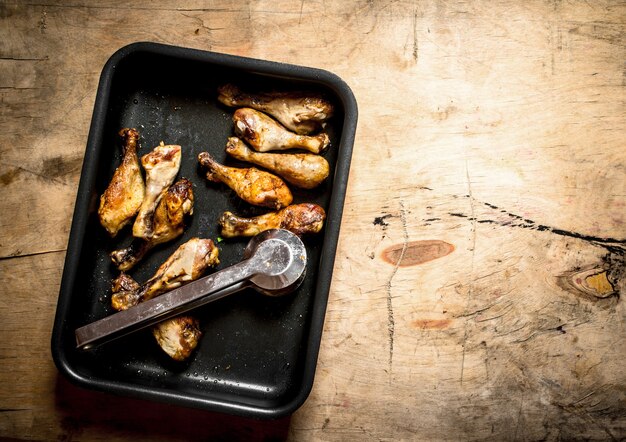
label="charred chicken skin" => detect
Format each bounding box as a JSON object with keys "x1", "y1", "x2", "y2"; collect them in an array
[
  {"x1": 225, "y1": 137, "x2": 329, "y2": 189},
  {"x1": 217, "y1": 83, "x2": 333, "y2": 135},
  {"x1": 110, "y1": 178, "x2": 194, "y2": 271},
  {"x1": 233, "y1": 108, "x2": 330, "y2": 154},
  {"x1": 98, "y1": 128, "x2": 145, "y2": 237},
  {"x1": 219, "y1": 203, "x2": 326, "y2": 238},
  {"x1": 132, "y1": 142, "x2": 182, "y2": 239},
  {"x1": 198, "y1": 152, "x2": 293, "y2": 209},
  {"x1": 111, "y1": 237, "x2": 220, "y2": 361}
]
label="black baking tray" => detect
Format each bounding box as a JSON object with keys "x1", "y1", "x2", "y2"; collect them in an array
[{"x1": 51, "y1": 42, "x2": 357, "y2": 418}]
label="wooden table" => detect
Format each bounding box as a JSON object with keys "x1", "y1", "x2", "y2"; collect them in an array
[{"x1": 1, "y1": 1, "x2": 624, "y2": 440}]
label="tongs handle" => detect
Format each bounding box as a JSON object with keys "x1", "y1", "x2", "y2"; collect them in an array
[
  {"x1": 75, "y1": 259, "x2": 256, "y2": 350},
  {"x1": 75, "y1": 229, "x2": 307, "y2": 350}
]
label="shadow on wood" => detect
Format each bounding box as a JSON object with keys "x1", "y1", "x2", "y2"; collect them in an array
[{"x1": 54, "y1": 375, "x2": 290, "y2": 441}]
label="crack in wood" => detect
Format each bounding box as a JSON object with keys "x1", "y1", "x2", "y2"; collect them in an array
[
  {"x1": 443, "y1": 198, "x2": 625, "y2": 301},
  {"x1": 298, "y1": 0, "x2": 304, "y2": 25},
  {"x1": 419, "y1": 186, "x2": 625, "y2": 251},
  {"x1": 0, "y1": 56, "x2": 48, "y2": 61},
  {"x1": 385, "y1": 202, "x2": 407, "y2": 371},
  {"x1": 412, "y1": 7, "x2": 419, "y2": 62},
  {"x1": 0, "y1": 248, "x2": 66, "y2": 261},
  {"x1": 460, "y1": 161, "x2": 477, "y2": 386},
  {"x1": 0, "y1": 86, "x2": 43, "y2": 90},
  {"x1": 445, "y1": 198, "x2": 626, "y2": 252},
  {"x1": 21, "y1": 3, "x2": 243, "y2": 13}
]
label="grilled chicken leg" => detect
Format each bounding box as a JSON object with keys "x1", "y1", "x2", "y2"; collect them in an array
[
  {"x1": 225, "y1": 137, "x2": 329, "y2": 189},
  {"x1": 110, "y1": 178, "x2": 194, "y2": 271},
  {"x1": 98, "y1": 128, "x2": 145, "y2": 237},
  {"x1": 198, "y1": 152, "x2": 293, "y2": 209},
  {"x1": 133, "y1": 142, "x2": 182, "y2": 239},
  {"x1": 111, "y1": 237, "x2": 219, "y2": 310},
  {"x1": 218, "y1": 83, "x2": 333, "y2": 134},
  {"x1": 152, "y1": 316, "x2": 203, "y2": 362},
  {"x1": 219, "y1": 203, "x2": 326, "y2": 238},
  {"x1": 111, "y1": 237, "x2": 220, "y2": 361},
  {"x1": 233, "y1": 108, "x2": 330, "y2": 154}
]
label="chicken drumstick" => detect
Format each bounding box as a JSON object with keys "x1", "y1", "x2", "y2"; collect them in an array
[
  {"x1": 98, "y1": 128, "x2": 145, "y2": 237},
  {"x1": 198, "y1": 152, "x2": 293, "y2": 209},
  {"x1": 233, "y1": 108, "x2": 329, "y2": 154},
  {"x1": 225, "y1": 137, "x2": 329, "y2": 189},
  {"x1": 219, "y1": 203, "x2": 326, "y2": 238},
  {"x1": 133, "y1": 142, "x2": 182, "y2": 239},
  {"x1": 218, "y1": 83, "x2": 333, "y2": 135}
]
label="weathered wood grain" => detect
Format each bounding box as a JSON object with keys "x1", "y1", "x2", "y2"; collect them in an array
[{"x1": 0, "y1": 0, "x2": 624, "y2": 440}]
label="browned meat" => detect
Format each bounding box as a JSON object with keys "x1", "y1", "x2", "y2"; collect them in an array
[
  {"x1": 111, "y1": 237, "x2": 220, "y2": 310},
  {"x1": 150, "y1": 178, "x2": 194, "y2": 243},
  {"x1": 198, "y1": 152, "x2": 293, "y2": 210},
  {"x1": 152, "y1": 316, "x2": 203, "y2": 362},
  {"x1": 111, "y1": 271, "x2": 140, "y2": 294},
  {"x1": 233, "y1": 108, "x2": 330, "y2": 154},
  {"x1": 219, "y1": 203, "x2": 326, "y2": 238},
  {"x1": 98, "y1": 128, "x2": 145, "y2": 237},
  {"x1": 132, "y1": 142, "x2": 182, "y2": 239},
  {"x1": 225, "y1": 137, "x2": 329, "y2": 189},
  {"x1": 217, "y1": 83, "x2": 333, "y2": 134},
  {"x1": 110, "y1": 178, "x2": 194, "y2": 271}
]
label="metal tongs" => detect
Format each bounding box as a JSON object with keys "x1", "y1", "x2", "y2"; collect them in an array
[{"x1": 75, "y1": 229, "x2": 307, "y2": 350}]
